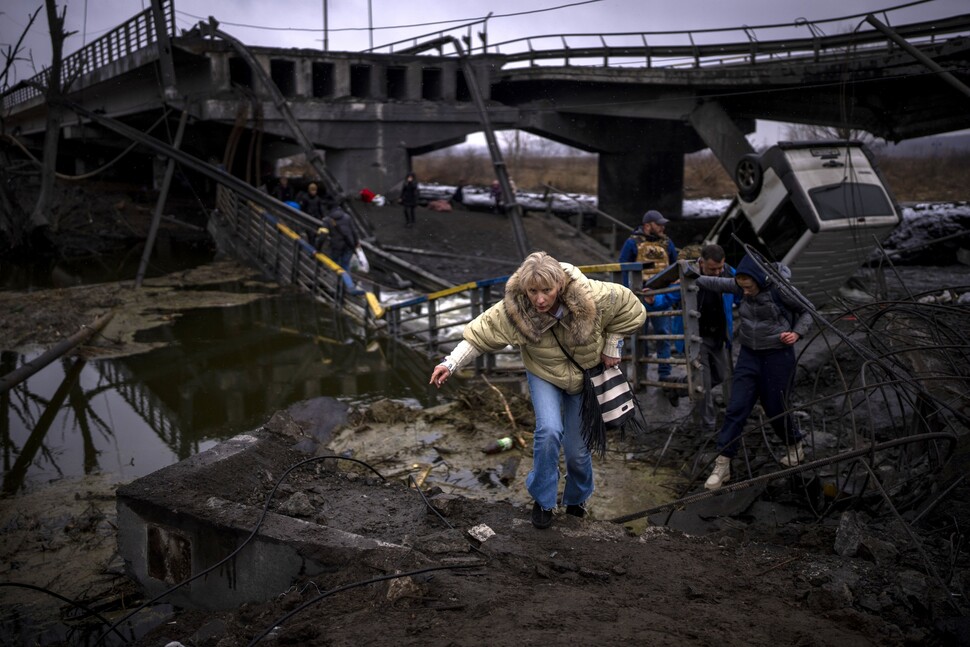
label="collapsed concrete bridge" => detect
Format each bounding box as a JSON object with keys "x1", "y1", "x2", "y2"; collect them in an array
[{"x1": 3, "y1": 0, "x2": 970, "y2": 228}]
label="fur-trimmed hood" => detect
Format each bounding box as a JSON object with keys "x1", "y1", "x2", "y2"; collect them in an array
[{"x1": 503, "y1": 263, "x2": 597, "y2": 346}]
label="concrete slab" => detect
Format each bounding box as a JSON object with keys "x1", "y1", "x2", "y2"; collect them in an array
[{"x1": 116, "y1": 431, "x2": 420, "y2": 610}]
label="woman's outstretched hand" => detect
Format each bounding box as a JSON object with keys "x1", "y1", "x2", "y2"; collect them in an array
[{"x1": 430, "y1": 365, "x2": 451, "y2": 388}]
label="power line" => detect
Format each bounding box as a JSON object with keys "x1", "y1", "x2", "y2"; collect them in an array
[{"x1": 174, "y1": 0, "x2": 607, "y2": 34}]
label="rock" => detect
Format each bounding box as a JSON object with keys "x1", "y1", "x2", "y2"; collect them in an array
[
  {"x1": 285, "y1": 396, "x2": 348, "y2": 442},
  {"x1": 278, "y1": 491, "x2": 315, "y2": 517},
  {"x1": 263, "y1": 410, "x2": 307, "y2": 441},
  {"x1": 834, "y1": 511, "x2": 864, "y2": 557},
  {"x1": 386, "y1": 575, "x2": 421, "y2": 601},
  {"x1": 895, "y1": 569, "x2": 930, "y2": 611},
  {"x1": 427, "y1": 493, "x2": 463, "y2": 517},
  {"x1": 859, "y1": 536, "x2": 898, "y2": 566}
]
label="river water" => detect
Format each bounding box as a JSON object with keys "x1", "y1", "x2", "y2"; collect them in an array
[{"x1": 1, "y1": 292, "x2": 437, "y2": 496}]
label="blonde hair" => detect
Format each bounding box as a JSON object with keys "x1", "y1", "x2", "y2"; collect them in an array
[{"x1": 516, "y1": 251, "x2": 565, "y2": 291}]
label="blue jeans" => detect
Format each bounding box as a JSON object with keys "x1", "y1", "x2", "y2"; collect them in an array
[
  {"x1": 525, "y1": 372, "x2": 594, "y2": 510},
  {"x1": 717, "y1": 346, "x2": 802, "y2": 458},
  {"x1": 336, "y1": 251, "x2": 353, "y2": 272}
]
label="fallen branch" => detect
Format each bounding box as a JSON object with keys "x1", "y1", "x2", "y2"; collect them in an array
[
  {"x1": 481, "y1": 375, "x2": 526, "y2": 448},
  {"x1": 0, "y1": 311, "x2": 114, "y2": 395}
]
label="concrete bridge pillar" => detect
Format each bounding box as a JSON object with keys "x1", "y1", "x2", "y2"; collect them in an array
[
  {"x1": 521, "y1": 113, "x2": 698, "y2": 228},
  {"x1": 327, "y1": 146, "x2": 410, "y2": 198},
  {"x1": 598, "y1": 146, "x2": 685, "y2": 225}
]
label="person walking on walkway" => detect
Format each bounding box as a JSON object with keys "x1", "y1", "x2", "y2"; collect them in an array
[
  {"x1": 324, "y1": 197, "x2": 360, "y2": 272},
  {"x1": 400, "y1": 173, "x2": 419, "y2": 228},
  {"x1": 692, "y1": 254, "x2": 814, "y2": 490},
  {"x1": 430, "y1": 252, "x2": 645, "y2": 528}
]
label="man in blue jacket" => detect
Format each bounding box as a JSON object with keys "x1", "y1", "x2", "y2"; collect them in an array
[
  {"x1": 647, "y1": 244, "x2": 736, "y2": 432},
  {"x1": 618, "y1": 210, "x2": 678, "y2": 383}
]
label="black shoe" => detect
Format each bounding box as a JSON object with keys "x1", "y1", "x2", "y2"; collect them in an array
[
  {"x1": 531, "y1": 502, "x2": 553, "y2": 529},
  {"x1": 565, "y1": 504, "x2": 586, "y2": 519}
]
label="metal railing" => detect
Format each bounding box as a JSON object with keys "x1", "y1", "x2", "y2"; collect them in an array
[
  {"x1": 214, "y1": 185, "x2": 385, "y2": 330},
  {"x1": 487, "y1": 10, "x2": 970, "y2": 69},
  {"x1": 1, "y1": 0, "x2": 175, "y2": 110}
]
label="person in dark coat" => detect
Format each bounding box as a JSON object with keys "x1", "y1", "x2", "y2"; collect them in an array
[
  {"x1": 325, "y1": 199, "x2": 360, "y2": 271},
  {"x1": 400, "y1": 173, "x2": 419, "y2": 227},
  {"x1": 297, "y1": 182, "x2": 326, "y2": 219},
  {"x1": 272, "y1": 176, "x2": 294, "y2": 203}
]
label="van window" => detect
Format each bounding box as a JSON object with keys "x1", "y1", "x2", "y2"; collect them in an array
[
  {"x1": 760, "y1": 199, "x2": 808, "y2": 261},
  {"x1": 809, "y1": 183, "x2": 894, "y2": 221}
]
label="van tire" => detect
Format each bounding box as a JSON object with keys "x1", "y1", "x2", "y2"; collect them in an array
[{"x1": 735, "y1": 154, "x2": 763, "y2": 201}]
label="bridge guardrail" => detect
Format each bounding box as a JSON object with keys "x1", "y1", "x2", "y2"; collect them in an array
[
  {"x1": 1, "y1": 0, "x2": 176, "y2": 111},
  {"x1": 214, "y1": 185, "x2": 385, "y2": 330},
  {"x1": 488, "y1": 13, "x2": 970, "y2": 69}
]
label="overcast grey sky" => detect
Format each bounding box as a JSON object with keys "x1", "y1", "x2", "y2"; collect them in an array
[{"x1": 2, "y1": 0, "x2": 967, "y2": 144}]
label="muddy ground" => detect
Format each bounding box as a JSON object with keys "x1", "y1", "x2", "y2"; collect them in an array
[{"x1": 1, "y1": 183, "x2": 969, "y2": 646}]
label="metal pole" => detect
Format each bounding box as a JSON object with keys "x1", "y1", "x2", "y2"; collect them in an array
[
  {"x1": 136, "y1": 109, "x2": 188, "y2": 287},
  {"x1": 368, "y1": 0, "x2": 373, "y2": 50},
  {"x1": 865, "y1": 14, "x2": 970, "y2": 100},
  {"x1": 322, "y1": 0, "x2": 328, "y2": 51},
  {"x1": 149, "y1": 0, "x2": 178, "y2": 100}
]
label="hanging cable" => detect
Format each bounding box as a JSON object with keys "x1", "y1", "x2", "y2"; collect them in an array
[{"x1": 0, "y1": 108, "x2": 172, "y2": 181}]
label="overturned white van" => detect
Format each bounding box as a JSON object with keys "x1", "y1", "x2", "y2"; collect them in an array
[{"x1": 706, "y1": 141, "x2": 901, "y2": 305}]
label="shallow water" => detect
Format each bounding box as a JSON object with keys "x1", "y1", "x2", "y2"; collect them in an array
[{"x1": 0, "y1": 293, "x2": 435, "y2": 495}]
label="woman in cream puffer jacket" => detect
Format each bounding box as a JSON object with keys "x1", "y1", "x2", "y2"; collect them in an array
[{"x1": 430, "y1": 252, "x2": 645, "y2": 529}]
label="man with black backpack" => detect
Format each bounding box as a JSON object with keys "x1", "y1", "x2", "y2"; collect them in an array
[{"x1": 691, "y1": 253, "x2": 814, "y2": 490}]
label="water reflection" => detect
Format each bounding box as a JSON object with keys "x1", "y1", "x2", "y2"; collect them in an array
[{"x1": 1, "y1": 294, "x2": 435, "y2": 494}]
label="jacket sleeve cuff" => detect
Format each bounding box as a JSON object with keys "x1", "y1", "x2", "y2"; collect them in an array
[
  {"x1": 440, "y1": 340, "x2": 481, "y2": 374},
  {"x1": 602, "y1": 333, "x2": 624, "y2": 358}
]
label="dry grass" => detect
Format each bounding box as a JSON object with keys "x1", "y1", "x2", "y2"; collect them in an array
[{"x1": 414, "y1": 148, "x2": 966, "y2": 203}]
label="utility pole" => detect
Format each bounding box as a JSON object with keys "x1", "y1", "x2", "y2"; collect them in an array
[{"x1": 322, "y1": 0, "x2": 328, "y2": 51}]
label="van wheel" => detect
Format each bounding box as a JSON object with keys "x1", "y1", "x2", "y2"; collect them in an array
[{"x1": 735, "y1": 154, "x2": 763, "y2": 201}]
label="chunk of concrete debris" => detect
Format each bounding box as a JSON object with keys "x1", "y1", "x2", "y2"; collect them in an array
[
  {"x1": 467, "y1": 523, "x2": 495, "y2": 543},
  {"x1": 386, "y1": 575, "x2": 421, "y2": 601},
  {"x1": 834, "y1": 510, "x2": 864, "y2": 557},
  {"x1": 279, "y1": 491, "x2": 316, "y2": 518}
]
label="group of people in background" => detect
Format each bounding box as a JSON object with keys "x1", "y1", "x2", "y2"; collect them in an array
[
  {"x1": 269, "y1": 177, "x2": 360, "y2": 273},
  {"x1": 618, "y1": 208, "x2": 814, "y2": 491}
]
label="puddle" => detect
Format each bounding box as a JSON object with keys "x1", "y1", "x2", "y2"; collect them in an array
[{"x1": 0, "y1": 294, "x2": 435, "y2": 495}]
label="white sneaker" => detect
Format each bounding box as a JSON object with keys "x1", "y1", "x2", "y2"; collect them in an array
[
  {"x1": 704, "y1": 456, "x2": 731, "y2": 490},
  {"x1": 779, "y1": 441, "x2": 805, "y2": 467}
]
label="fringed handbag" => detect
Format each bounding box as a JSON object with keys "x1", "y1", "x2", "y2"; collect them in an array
[{"x1": 551, "y1": 329, "x2": 644, "y2": 456}]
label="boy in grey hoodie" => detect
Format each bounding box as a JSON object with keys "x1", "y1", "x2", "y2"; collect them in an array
[{"x1": 693, "y1": 254, "x2": 814, "y2": 490}]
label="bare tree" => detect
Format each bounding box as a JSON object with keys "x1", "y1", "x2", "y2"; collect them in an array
[
  {"x1": 0, "y1": 6, "x2": 42, "y2": 251},
  {"x1": 30, "y1": 0, "x2": 77, "y2": 241}
]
